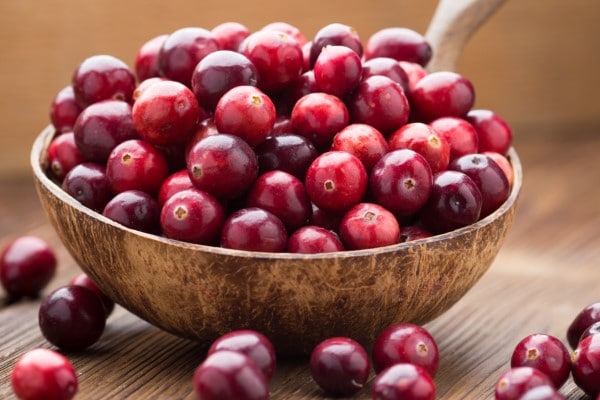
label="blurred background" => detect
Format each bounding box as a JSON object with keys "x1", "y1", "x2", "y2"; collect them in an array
[{"x1": 1, "y1": 0, "x2": 599, "y2": 179}]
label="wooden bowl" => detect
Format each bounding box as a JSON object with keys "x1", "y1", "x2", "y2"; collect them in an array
[{"x1": 31, "y1": 125, "x2": 522, "y2": 354}]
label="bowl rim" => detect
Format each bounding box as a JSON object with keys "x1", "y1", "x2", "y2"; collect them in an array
[{"x1": 31, "y1": 125, "x2": 522, "y2": 260}]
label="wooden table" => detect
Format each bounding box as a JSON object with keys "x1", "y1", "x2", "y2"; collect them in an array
[{"x1": 1, "y1": 128, "x2": 599, "y2": 399}]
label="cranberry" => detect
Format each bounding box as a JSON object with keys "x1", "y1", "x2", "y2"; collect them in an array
[
  {"x1": 160, "y1": 188, "x2": 225, "y2": 245},
  {"x1": 429, "y1": 116, "x2": 479, "y2": 161},
  {"x1": 580, "y1": 321, "x2": 600, "y2": 343},
  {"x1": 365, "y1": 27, "x2": 432, "y2": 66},
  {"x1": 47, "y1": 132, "x2": 85, "y2": 181},
  {"x1": 310, "y1": 203, "x2": 343, "y2": 231},
  {"x1": 11, "y1": 348, "x2": 78, "y2": 400},
  {"x1": 0, "y1": 236, "x2": 56, "y2": 300},
  {"x1": 371, "y1": 363, "x2": 435, "y2": 400},
  {"x1": 309, "y1": 23, "x2": 363, "y2": 67},
  {"x1": 339, "y1": 203, "x2": 400, "y2": 250},
  {"x1": 510, "y1": 334, "x2": 571, "y2": 388},
  {"x1": 50, "y1": 86, "x2": 82, "y2": 133},
  {"x1": 221, "y1": 207, "x2": 287, "y2": 252},
  {"x1": 287, "y1": 226, "x2": 344, "y2": 253},
  {"x1": 331, "y1": 123, "x2": 388, "y2": 172},
  {"x1": 567, "y1": 302, "x2": 600, "y2": 349},
  {"x1": 361, "y1": 56, "x2": 410, "y2": 93},
  {"x1": 305, "y1": 151, "x2": 367, "y2": 213},
  {"x1": 466, "y1": 109, "x2": 513, "y2": 155},
  {"x1": 388, "y1": 122, "x2": 451, "y2": 173},
  {"x1": 496, "y1": 367, "x2": 556, "y2": 400},
  {"x1": 255, "y1": 133, "x2": 318, "y2": 180},
  {"x1": 411, "y1": 71, "x2": 475, "y2": 122},
  {"x1": 398, "y1": 61, "x2": 428, "y2": 94},
  {"x1": 211, "y1": 22, "x2": 250, "y2": 51},
  {"x1": 275, "y1": 70, "x2": 319, "y2": 116},
  {"x1": 572, "y1": 334, "x2": 600, "y2": 396},
  {"x1": 61, "y1": 162, "x2": 112, "y2": 212},
  {"x1": 483, "y1": 151, "x2": 514, "y2": 188},
  {"x1": 158, "y1": 169, "x2": 194, "y2": 206},
  {"x1": 187, "y1": 134, "x2": 258, "y2": 199},
  {"x1": 132, "y1": 77, "x2": 168, "y2": 101},
  {"x1": 71, "y1": 54, "x2": 136, "y2": 107},
  {"x1": 185, "y1": 118, "x2": 220, "y2": 162},
  {"x1": 301, "y1": 41, "x2": 312, "y2": 72},
  {"x1": 400, "y1": 225, "x2": 432, "y2": 242},
  {"x1": 519, "y1": 385, "x2": 565, "y2": 400},
  {"x1": 309, "y1": 337, "x2": 370, "y2": 397},
  {"x1": 193, "y1": 350, "x2": 268, "y2": 400},
  {"x1": 261, "y1": 21, "x2": 307, "y2": 46},
  {"x1": 313, "y1": 45, "x2": 362, "y2": 98},
  {"x1": 207, "y1": 329, "x2": 276, "y2": 381},
  {"x1": 102, "y1": 190, "x2": 161, "y2": 233},
  {"x1": 269, "y1": 116, "x2": 294, "y2": 136},
  {"x1": 369, "y1": 149, "x2": 433, "y2": 217},
  {"x1": 39, "y1": 285, "x2": 106, "y2": 351},
  {"x1": 134, "y1": 34, "x2": 168, "y2": 81},
  {"x1": 214, "y1": 85, "x2": 276, "y2": 146},
  {"x1": 69, "y1": 272, "x2": 115, "y2": 317},
  {"x1": 73, "y1": 100, "x2": 139, "y2": 163}
]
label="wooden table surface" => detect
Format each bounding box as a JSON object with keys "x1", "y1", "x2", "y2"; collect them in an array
[{"x1": 1, "y1": 128, "x2": 599, "y2": 399}]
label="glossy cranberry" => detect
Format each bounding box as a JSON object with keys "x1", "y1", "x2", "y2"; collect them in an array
[
  {"x1": 400, "y1": 225, "x2": 432, "y2": 242},
  {"x1": 0, "y1": 236, "x2": 56, "y2": 300},
  {"x1": 483, "y1": 152, "x2": 514, "y2": 188},
  {"x1": 305, "y1": 151, "x2": 367, "y2": 213},
  {"x1": 214, "y1": 85, "x2": 276, "y2": 146},
  {"x1": 572, "y1": 334, "x2": 600, "y2": 396},
  {"x1": 254, "y1": 134, "x2": 318, "y2": 180},
  {"x1": 411, "y1": 71, "x2": 475, "y2": 122},
  {"x1": 158, "y1": 27, "x2": 219, "y2": 85},
  {"x1": 310, "y1": 337, "x2": 370, "y2": 396},
  {"x1": 309, "y1": 23, "x2": 363, "y2": 67},
  {"x1": 187, "y1": 134, "x2": 258, "y2": 199},
  {"x1": 208, "y1": 329, "x2": 276, "y2": 381},
  {"x1": 269, "y1": 116, "x2": 293, "y2": 136},
  {"x1": 449, "y1": 153, "x2": 510, "y2": 217},
  {"x1": 365, "y1": 27, "x2": 432, "y2": 66},
  {"x1": 240, "y1": 30, "x2": 303, "y2": 93},
  {"x1": 157, "y1": 170, "x2": 194, "y2": 206},
  {"x1": 371, "y1": 363, "x2": 435, "y2": 400},
  {"x1": 388, "y1": 122, "x2": 450, "y2": 173},
  {"x1": 567, "y1": 302, "x2": 600, "y2": 349},
  {"x1": 467, "y1": 109, "x2": 513, "y2": 155},
  {"x1": 313, "y1": 45, "x2": 362, "y2": 98},
  {"x1": 102, "y1": 190, "x2": 161, "y2": 233},
  {"x1": 370, "y1": 149, "x2": 433, "y2": 217},
  {"x1": 184, "y1": 118, "x2": 219, "y2": 161},
  {"x1": 331, "y1": 123, "x2": 388, "y2": 171},
  {"x1": 310, "y1": 203, "x2": 343, "y2": 231},
  {"x1": 261, "y1": 21, "x2": 307, "y2": 46},
  {"x1": 580, "y1": 321, "x2": 600, "y2": 343},
  {"x1": 73, "y1": 100, "x2": 139, "y2": 163},
  {"x1": 495, "y1": 367, "x2": 555, "y2": 400},
  {"x1": 291, "y1": 92, "x2": 349, "y2": 150},
  {"x1": 39, "y1": 285, "x2": 106, "y2": 351},
  {"x1": 11, "y1": 348, "x2": 78, "y2": 400},
  {"x1": 420, "y1": 170, "x2": 482, "y2": 234},
  {"x1": 339, "y1": 203, "x2": 400, "y2": 250},
  {"x1": 398, "y1": 61, "x2": 428, "y2": 93},
  {"x1": 211, "y1": 22, "x2": 250, "y2": 51},
  {"x1": 510, "y1": 334, "x2": 570, "y2": 388},
  {"x1": 519, "y1": 385, "x2": 565, "y2": 400},
  {"x1": 349, "y1": 75, "x2": 410, "y2": 134},
  {"x1": 61, "y1": 162, "x2": 112, "y2": 212},
  {"x1": 69, "y1": 273, "x2": 115, "y2": 317},
  {"x1": 221, "y1": 207, "x2": 287, "y2": 252},
  {"x1": 429, "y1": 116, "x2": 479, "y2": 161},
  {"x1": 361, "y1": 57, "x2": 410, "y2": 93},
  {"x1": 134, "y1": 34, "x2": 168, "y2": 81},
  {"x1": 50, "y1": 86, "x2": 82, "y2": 133},
  {"x1": 287, "y1": 226, "x2": 344, "y2": 253},
  {"x1": 47, "y1": 132, "x2": 85, "y2": 181},
  {"x1": 132, "y1": 77, "x2": 168, "y2": 101},
  {"x1": 193, "y1": 350, "x2": 268, "y2": 400}
]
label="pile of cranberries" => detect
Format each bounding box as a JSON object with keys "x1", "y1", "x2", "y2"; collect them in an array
[{"x1": 47, "y1": 21, "x2": 515, "y2": 253}]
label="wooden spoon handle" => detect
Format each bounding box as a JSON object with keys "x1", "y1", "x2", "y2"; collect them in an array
[{"x1": 425, "y1": 0, "x2": 508, "y2": 72}]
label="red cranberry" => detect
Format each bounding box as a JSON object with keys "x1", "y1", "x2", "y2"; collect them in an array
[
  {"x1": 313, "y1": 45, "x2": 362, "y2": 98},
  {"x1": 388, "y1": 122, "x2": 450, "y2": 173},
  {"x1": 572, "y1": 334, "x2": 600, "y2": 396},
  {"x1": 221, "y1": 207, "x2": 287, "y2": 252},
  {"x1": 287, "y1": 226, "x2": 344, "y2": 253},
  {"x1": 331, "y1": 123, "x2": 389, "y2": 171},
  {"x1": 61, "y1": 162, "x2": 112, "y2": 212},
  {"x1": 365, "y1": 27, "x2": 432, "y2": 66},
  {"x1": 132, "y1": 77, "x2": 168, "y2": 101},
  {"x1": 275, "y1": 70, "x2": 319, "y2": 116},
  {"x1": 158, "y1": 170, "x2": 194, "y2": 206},
  {"x1": 11, "y1": 348, "x2": 78, "y2": 400},
  {"x1": 429, "y1": 116, "x2": 479, "y2": 161},
  {"x1": 193, "y1": 350, "x2": 268, "y2": 400},
  {"x1": 211, "y1": 22, "x2": 250, "y2": 51},
  {"x1": 519, "y1": 385, "x2": 565, "y2": 400},
  {"x1": 309, "y1": 337, "x2": 370, "y2": 397},
  {"x1": 0, "y1": 236, "x2": 56, "y2": 300},
  {"x1": 69, "y1": 273, "x2": 115, "y2": 317},
  {"x1": 309, "y1": 23, "x2": 363, "y2": 67},
  {"x1": 466, "y1": 109, "x2": 513, "y2": 155},
  {"x1": 134, "y1": 34, "x2": 168, "y2": 82},
  {"x1": 371, "y1": 363, "x2": 435, "y2": 400},
  {"x1": 510, "y1": 334, "x2": 571, "y2": 388},
  {"x1": 207, "y1": 330, "x2": 276, "y2": 381},
  {"x1": 361, "y1": 56, "x2": 410, "y2": 93},
  {"x1": 185, "y1": 118, "x2": 220, "y2": 161},
  {"x1": 261, "y1": 21, "x2": 307, "y2": 46},
  {"x1": 71, "y1": 54, "x2": 136, "y2": 107},
  {"x1": 567, "y1": 302, "x2": 600, "y2": 349},
  {"x1": 483, "y1": 151, "x2": 514, "y2": 188},
  {"x1": 39, "y1": 285, "x2": 106, "y2": 351},
  {"x1": 187, "y1": 134, "x2": 258, "y2": 200},
  {"x1": 102, "y1": 190, "x2": 161, "y2": 233},
  {"x1": 158, "y1": 27, "x2": 219, "y2": 86},
  {"x1": 400, "y1": 225, "x2": 432, "y2": 242},
  {"x1": 47, "y1": 132, "x2": 85, "y2": 181},
  {"x1": 411, "y1": 71, "x2": 475, "y2": 122},
  {"x1": 214, "y1": 85, "x2": 276, "y2": 146},
  {"x1": 398, "y1": 61, "x2": 428, "y2": 96},
  {"x1": 339, "y1": 203, "x2": 400, "y2": 250},
  {"x1": 50, "y1": 86, "x2": 82, "y2": 133},
  {"x1": 269, "y1": 116, "x2": 294, "y2": 136},
  {"x1": 160, "y1": 188, "x2": 225, "y2": 245},
  {"x1": 255, "y1": 133, "x2": 318, "y2": 180},
  {"x1": 310, "y1": 203, "x2": 343, "y2": 231},
  {"x1": 495, "y1": 367, "x2": 554, "y2": 400},
  {"x1": 580, "y1": 321, "x2": 600, "y2": 344}
]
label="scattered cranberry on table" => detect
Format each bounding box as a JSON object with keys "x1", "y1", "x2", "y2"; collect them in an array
[
  {"x1": 571, "y1": 334, "x2": 600, "y2": 397},
  {"x1": 371, "y1": 363, "x2": 436, "y2": 400},
  {"x1": 494, "y1": 366, "x2": 554, "y2": 400},
  {"x1": 567, "y1": 302, "x2": 600, "y2": 349}
]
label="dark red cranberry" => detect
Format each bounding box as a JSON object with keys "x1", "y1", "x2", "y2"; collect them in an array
[
  {"x1": 69, "y1": 273, "x2": 115, "y2": 317},
  {"x1": 411, "y1": 71, "x2": 475, "y2": 122},
  {"x1": 102, "y1": 190, "x2": 161, "y2": 233},
  {"x1": 0, "y1": 236, "x2": 56, "y2": 300},
  {"x1": 255, "y1": 134, "x2": 318, "y2": 180},
  {"x1": 50, "y1": 86, "x2": 82, "y2": 133},
  {"x1": 310, "y1": 337, "x2": 370, "y2": 397},
  {"x1": 71, "y1": 54, "x2": 136, "y2": 108},
  {"x1": 400, "y1": 225, "x2": 432, "y2": 242},
  {"x1": 73, "y1": 100, "x2": 139, "y2": 163},
  {"x1": 519, "y1": 385, "x2": 565, "y2": 400},
  {"x1": 211, "y1": 22, "x2": 250, "y2": 51},
  {"x1": 567, "y1": 302, "x2": 600, "y2": 349},
  {"x1": 429, "y1": 116, "x2": 479, "y2": 161},
  {"x1": 572, "y1": 334, "x2": 600, "y2": 396},
  {"x1": 287, "y1": 226, "x2": 344, "y2": 253},
  {"x1": 160, "y1": 188, "x2": 225, "y2": 245},
  {"x1": 187, "y1": 134, "x2": 258, "y2": 199},
  {"x1": 207, "y1": 330, "x2": 276, "y2": 381},
  {"x1": 309, "y1": 23, "x2": 363, "y2": 67},
  {"x1": 261, "y1": 21, "x2": 307, "y2": 46},
  {"x1": 339, "y1": 202, "x2": 400, "y2": 250},
  {"x1": 193, "y1": 350, "x2": 268, "y2": 400},
  {"x1": 313, "y1": 45, "x2": 362, "y2": 98},
  {"x1": 134, "y1": 34, "x2": 168, "y2": 82},
  {"x1": 371, "y1": 363, "x2": 435, "y2": 400},
  {"x1": 221, "y1": 207, "x2": 287, "y2": 252},
  {"x1": 510, "y1": 334, "x2": 571, "y2": 388},
  {"x1": 365, "y1": 27, "x2": 432, "y2": 66},
  {"x1": 39, "y1": 285, "x2": 106, "y2": 351},
  {"x1": 466, "y1": 109, "x2": 513, "y2": 155},
  {"x1": 398, "y1": 61, "x2": 428, "y2": 96},
  {"x1": 483, "y1": 151, "x2": 514, "y2": 188},
  {"x1": 361, "y1": 56, "x2": 410, "y2": 93},
  {"x1": 276, "y1": 70, "x2": 319, "y2": 116},
  {"x1": 370, "y1": 149, "x2": 433, "y2": 217},
  {"x1": 158, "y1": 170, "x2": 194, "y2": 206},
  {"x1": 62, "y1": 162, "x2": 112, "y2": 212},
  {"x1": 47, "y1": 132, "x2": 85, "y2": 181},
  {"x1": 305, "y1": 151, "x2": 368, "y2": 213},
  {"x1": 310, "y1": 203, "x2": 343, "y2": 231},
  {"x1": 331, "y1": 123, "x2": 388, "y2": 171},
  {"x1": 580, "y1": 321, "x2": 600, "y2": 344},
  {"x1": 388, "y1": 122, "x2": 451, "y2": 173},
  {"x1": 214, "y1": 85, "x2": 276, "y2": 146},
  {"x1": 185, "y1": 118, "x2": 220, "y2": 162},
  {"x1": 495, "y1": 367, "x2": 555, "y2": 400},
  {"x1": 11, "y1": 348, "x2": 78, "y2": 400}
]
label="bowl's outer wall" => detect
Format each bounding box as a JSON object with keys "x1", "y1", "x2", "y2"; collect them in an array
[{"x1": 32, "y1": 126, "x2": 520, "y2": 354}]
